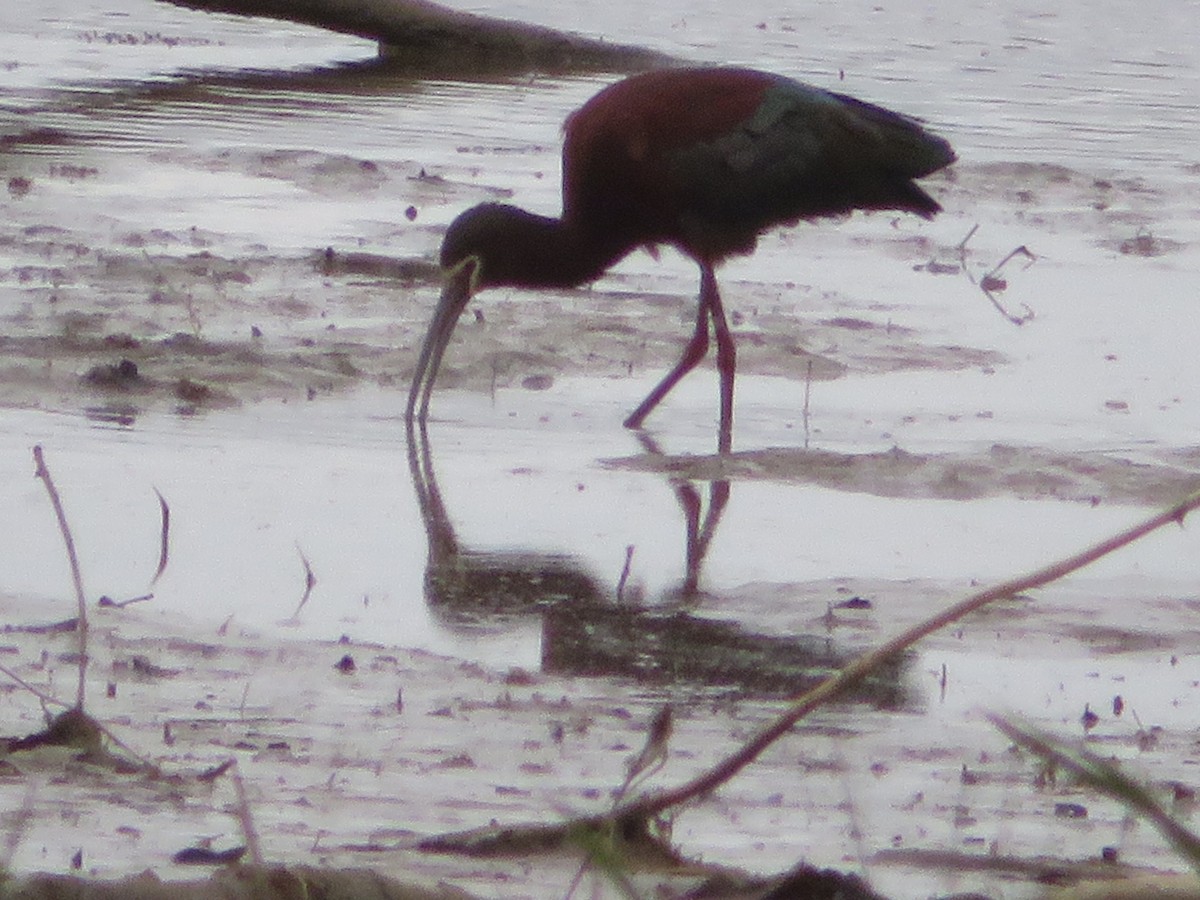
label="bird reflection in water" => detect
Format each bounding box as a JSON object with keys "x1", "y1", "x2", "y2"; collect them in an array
[
  {"x1": 406, "y1": 416, "x2": 605, "y2": 617},
  {"x1": 405, "y1": 420, "x2": 908, "y2": 704}
]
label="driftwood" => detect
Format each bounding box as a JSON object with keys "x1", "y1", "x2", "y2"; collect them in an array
[{"x1": 154, "y1": 0, "x2": 673, "y2": 73}]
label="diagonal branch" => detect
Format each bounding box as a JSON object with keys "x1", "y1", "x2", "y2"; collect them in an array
[{"x1": 614, "y1": 486, "x2": 1200, "y2": 824}]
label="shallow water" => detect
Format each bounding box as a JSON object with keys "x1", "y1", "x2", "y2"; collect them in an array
[{"x1": 3, "y1": 0, "x2": 1200, "y2": 896}]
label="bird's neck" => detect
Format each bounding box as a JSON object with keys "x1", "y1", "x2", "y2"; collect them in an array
[{"x1": 477, "y1": 210, "x2": 633, "y2": 291}]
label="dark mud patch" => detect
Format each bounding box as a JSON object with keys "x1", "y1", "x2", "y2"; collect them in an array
[{"x1": 608, "y1": 443, "x2": 1200, "y2": 507}]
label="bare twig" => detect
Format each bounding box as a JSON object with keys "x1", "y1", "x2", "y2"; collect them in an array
[
  {"x1": 613, "y1": 486, "x2": 1200, "y2": 824},
  {"x1": 291, "y1": 543, "x2": 317, "y2": 620},
  {"x1": 955, "y1": 223, "x2": 980, "y2": 256},
  {"x1": 802, "y1": 358, "x2": 813, "y2": 449},
  {"x1": 953, "y1": 225, "x2": 1036, "y2": 325},
  {"x1": 979, "y1": 245, "x2": 1037, "y2": 325},
  {"x1": 231, "y1": 764, "x2": 264, "y2": 866},
  {"x1": 152, "y1": 488, "x2": 171, "y2": 585},
  {"x1": 0, "y1": 662, "x2": 72, "y2": 709},
  {"x1": 613, "y1": 705, "x2": 673, "y2": 804},
  {"x1": 32, "y1": 445, "x2": 88, "y2": 710},
  {"x1": 615, "y1": 545, "x2": 635, "y2": 604},
  {"x1": 98, "y1": 593, "x2": 154, "y2": 609}
]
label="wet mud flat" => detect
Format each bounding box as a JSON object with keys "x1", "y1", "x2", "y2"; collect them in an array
[{"x1": 4, "y1": 549, "x2": 1200, "y2": 899}]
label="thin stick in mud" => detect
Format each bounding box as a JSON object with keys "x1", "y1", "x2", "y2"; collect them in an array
[
  {"x1": 152, "y1": 487, "x2": 171, "y2": 585},
  {"x1": 32, "y1": 444, "x2": 89, "y2": 711}
]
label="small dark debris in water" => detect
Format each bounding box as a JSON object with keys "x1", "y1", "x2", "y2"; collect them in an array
[
  {"x1": 1054, "y1": 802, "x2": 1088, "y2": 819},
  {"x1": 1081, "y1": 704, "x2": 1099, "y2": 731},
  {"x1": 173, "y1": 845, "x2": 247, "y2": 866},
  {"x1": 405, "y1": 205, "x2": 418, "y2": 221},
  {"x1": 175, "y1": 378, "x2": 211, "y2": 404},
  {"x1": 913, "y1": 259, "x2": 960, "y2": 275},
  {"x1": 1119, "y1": 231, "x2": 1165, "y2": 257},
  {"x1": 103, "y1": 333, "x2": 141, "y2": 350},
  {"x1": 1103, "y1": 399, "x2": 1129, "y2": 412},
  {"x1": 979, "y1": 273, "x2": 1007, "y2": 292},
  {"x1": 7, "y1": 176, "x2": 32, "y2": 198},
  {"x1": 197, "y1": 758, "x2": 234, "y2": 783},
  {"x1": 1112, "y1": 695, "x2": 1124, "y2": 716},
  {"x1": 334, "y1": 654, "x2": 356, "y2": 674},
  {"x1": 128, "y1": 654, "x2": 181, "y2": 679},
  {"x1": 1101, "y1": 845, "x2": 1119, "y2": 863},
  {"x1": 98, "y1": 593, "x2": 153, "y2": 609},
  {"x1": 1170, "y1": 781, "x2": 1196, "y2": 803},
  {"x1": 474, "y1": 308, "x2": 485, "y2": 323},
  {"x1": 83, "y1": 358, "x2": 142, "y2": 389},
  {"x1": 835, "y1": 596, "x2": 872, "y2": 610},
  {"x1": 521, "y1": 374, "x2": 554, "y2": 391},
  {"x1": 504, "y1": 667, "x2": 535, "y2": 685},
  {"x1": 960, "y1": 764, "x2": 980, "y2": 785},
  {"x1": 70, "y1": 849, "x2": 83, "y2": 870},
  {"x1": 395, "y1": 687, "x2": 404, "y2": 714},
  {"x1": 106, "y1": 681, "x2": 117, "y2": 698},
  {"x1": 250, "y1": 324, "x2": 263, "y2": 338}
]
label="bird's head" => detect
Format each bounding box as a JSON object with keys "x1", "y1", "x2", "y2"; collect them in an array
[
  {"x1": 406, "y1": 203, "x2": 522, "y2": 423},
  {"x1": 439, "y1": 202, "x2": 563, "y2": 290},
  {"x1": 407, "y1": 202, "x2": 592, "y2": 423}
]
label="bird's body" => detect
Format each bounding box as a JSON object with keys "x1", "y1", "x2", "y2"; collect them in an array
[{"x1": 408, "y1": 67, "x2": 955, "y2": 450}]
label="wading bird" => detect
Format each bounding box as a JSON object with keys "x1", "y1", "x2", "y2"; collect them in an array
[{"x1": 406, "y1": 67, "x2": 955, "y2": 451}]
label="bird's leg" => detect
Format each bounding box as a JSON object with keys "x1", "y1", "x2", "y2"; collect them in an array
[
  {"x1": 623, "y1": 284, "x2": 711, "y2": 430},
  {"x1": 701, "y1": 263, "x2": 736, "y2": 454}
]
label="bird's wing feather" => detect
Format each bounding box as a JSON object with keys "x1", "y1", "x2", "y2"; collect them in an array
[{"x1": 665, "y1": 81, "x2": 954, "y2": 250}]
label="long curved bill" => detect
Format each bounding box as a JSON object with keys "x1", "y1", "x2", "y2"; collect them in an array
[{"x1": 406, "y1": 261, "x2": 476, "y2": 423}]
